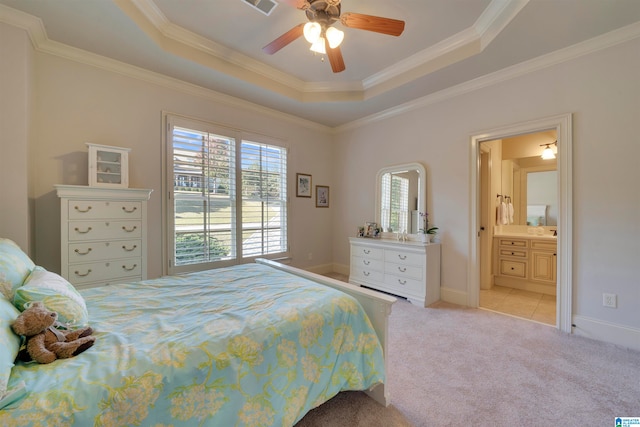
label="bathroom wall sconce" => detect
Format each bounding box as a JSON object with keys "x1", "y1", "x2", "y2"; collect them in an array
[{"x1": 541, "y1": 141, "x2": 557, "y2": 160}]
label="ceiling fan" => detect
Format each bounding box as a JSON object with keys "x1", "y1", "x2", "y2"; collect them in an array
[{"x1": 262, "y1": 0, "x2": 405, "y2": 73}]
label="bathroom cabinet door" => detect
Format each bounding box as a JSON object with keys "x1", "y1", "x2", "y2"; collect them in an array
[{"x1": 530, "y1": 250, "x2": 556, "y2": 283}]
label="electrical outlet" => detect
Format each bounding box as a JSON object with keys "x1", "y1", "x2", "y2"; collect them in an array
[{"x1": 603, "y1": 293, "x2": 617, "y2": 308}]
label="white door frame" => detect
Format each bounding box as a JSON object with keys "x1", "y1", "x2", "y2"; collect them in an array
[{"x1": 468, "y1": 113, "x2": 573, "y2": 333}]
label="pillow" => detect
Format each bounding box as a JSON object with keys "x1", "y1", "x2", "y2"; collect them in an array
[
  {"x1": 0, "y1": 297, "x2": 22, "y2": 406},
  {"x1": 0, "y1": 238, "x2": 35, "y2": 301},
  {"x1": 14, "y1": 267, "x2": 89, "y2": 328}
]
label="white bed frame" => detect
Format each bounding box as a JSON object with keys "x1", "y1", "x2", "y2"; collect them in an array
[{"x1": 256, "y1": 258, "x2": 397, "y2": 407}]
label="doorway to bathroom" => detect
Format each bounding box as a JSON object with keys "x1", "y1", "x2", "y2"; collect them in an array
[
  {"x1": 469, "y1": 114, "x2": 573, "y2": 333},
  {"x1": 479, "y1": 131, "x2": 558, "y2": 325}
]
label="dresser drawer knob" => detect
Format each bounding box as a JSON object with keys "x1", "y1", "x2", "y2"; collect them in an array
[
  {"x1": 363, "y1": 249, "x2": 370, "y2": 254},
  {"x1": 122, "y1": 244, "x2": 137, "y2": 252},
  {"x1": 122, "y1": 206, "x2": 137, "y2": 213},
  {"x1": 398, "y1": 254, "x2": 407, "y2": 260},
  {"x1": 74, "y1": 248, "x2": 92, "y2": 255},
  {"x1": 122, "y1": 226, "x2": 137, "y2": 233},
  {"x1": 363, "y1": 260, "x2": 370, "y2": 265},
  {"x1": 398, "y1": 279, "x2": 407, "y2": 285},
  {"x1": 74, "y1": 206, "x2": 92, "y2": 213},
  {"x1": 398, "y1": 266, "x2": 406, "y2": 272},
  {"x1": 122, "y1": 264, "x2": 137, "y2": 272},
  {"x1": 74, "y1": 227, "x2": 92, "y2": 234},
  {"x1": 363, "y1": 271, "x2": 370, "y2": 276},
  {"x1": 74, "y1": 269, "x2": 92, "y2": 277}
]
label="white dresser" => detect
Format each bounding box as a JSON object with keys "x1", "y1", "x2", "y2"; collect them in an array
[
  {"x1": 55, "y1": 185, "x2": 152, "y2": 289},
  {"x1": 349, "y1": 237, "x2": 441, "y2": 307}
]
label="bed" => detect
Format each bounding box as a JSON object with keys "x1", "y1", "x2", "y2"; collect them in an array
[{"x1": 0, "y1": 238, "x2": 395, "y2": 426}]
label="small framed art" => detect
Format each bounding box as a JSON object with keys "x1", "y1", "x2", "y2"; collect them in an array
[
  {"x1": 315, "y1": 185, "x2": 329, "y2": 208},
  {"x1": 296, "y1": 173, "x2": 312, "y2": 197}
]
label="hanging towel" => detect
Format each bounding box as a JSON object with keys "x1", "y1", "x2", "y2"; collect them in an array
[
  {"x1": 508, "y1": 200, "x2": 514, "y2": 224},
  {"x1": 501, "y1": 201, "x2": 508, "y2": 224},
  {"x1": 496, "y1": 199, "x2": 508, "y2": 226}
]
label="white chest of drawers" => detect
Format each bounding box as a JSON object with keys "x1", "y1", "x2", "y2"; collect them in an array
[
  {"x1": 55, "y1": 185, "x2": 152, "y2": 289},
  {"x1": 349, "y1": 237, "x2": 441, "y2": 307}
]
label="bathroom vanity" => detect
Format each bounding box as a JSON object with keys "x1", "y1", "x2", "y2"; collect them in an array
[{"x1": 493, "y1": 234, "x2": 557, "y2": 295}]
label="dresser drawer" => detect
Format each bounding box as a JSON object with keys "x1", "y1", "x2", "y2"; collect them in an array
[
  {"x1": 384, "y1": 274, "x2": 423, "y2": 295},
  {"x1": 385, "y1": 261, "x2": 423, "y2": 280},
  {"x1": 384, "y1": 249, "x2": 422, "y2": 266},
  {"x1": 68, "y1": 200, "x2": 142, "y2": 220},
  {"x1": 499, "y1": 259, "x2": 527, "y2": 278},
  {"x1": 350, "y1": 264, "x2": 384, "y2": 283},
  {"x1": 68, "y1": 239, "x2": 142, "y2": 263},
  {"x1": 352, "y1": 255, "x2": 384, "y2": 271},
  {"x1": 499, "y1": 249, "x2": 527, "y2": 258},
  {"x1": 68, "y1": 259, "x2": 142, "y2": 284},
  {"x1": 351, "y1": 244, "x2": 383, "y2": 260},
  {"x1": 69, "y1": 220, "x2": 142, "y2": 241}
]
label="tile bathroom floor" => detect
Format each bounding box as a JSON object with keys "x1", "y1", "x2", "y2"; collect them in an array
[{"x1": 480, "y1": 285, "x2": 556, "y2": 326}]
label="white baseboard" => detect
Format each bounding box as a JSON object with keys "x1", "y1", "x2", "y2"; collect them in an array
[
  {"x1": 305, "y1": 263, "x2": 335, "y2": 275},
  {"x1": 572, "y1": 315, "x2": 640, "y2": 352},
  {"x1": 332, "y1": 263, "x2": 350, "y2": 276},
  {"x1": 440, "y1": 286, "x2": 468, "y2": 306}
]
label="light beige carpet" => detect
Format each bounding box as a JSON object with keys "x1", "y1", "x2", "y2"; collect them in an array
[{"x1": 296, "y1": 299, "x2": 640, "y2": 426}]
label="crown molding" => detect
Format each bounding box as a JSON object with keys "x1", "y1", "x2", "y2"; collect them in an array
[
  {"x1": 123, "y1": 0, "x2": 523, "y2": 101},
  {"x1": 0, "y1": 4, "x2": 332, "y2": 134},
  {"x1": 336, "y1": 21, "x2": 640, "y2": 133},
  {"x1": 2, "y1": 3, "x2": 637, "y2": 133}
]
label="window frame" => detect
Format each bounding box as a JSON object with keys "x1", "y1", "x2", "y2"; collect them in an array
[{"x1": 162, "y1": 113, "x2": 290, "y2": 275}]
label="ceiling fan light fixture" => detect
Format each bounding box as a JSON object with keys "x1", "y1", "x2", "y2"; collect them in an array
[
  {"x1": 310, "y1": 37, "x2": 326, "y2": 54},
  {"x1": 303, "y1": 22, "x2": 321, "y2": 43},
  {"x1": 325, "y1": 26, "x2": 344, "y2": 49}
]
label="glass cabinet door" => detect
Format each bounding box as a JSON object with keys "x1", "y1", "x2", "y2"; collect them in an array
[{"x1": 87, "y1": 143, "x2": 130, "y2": 188}]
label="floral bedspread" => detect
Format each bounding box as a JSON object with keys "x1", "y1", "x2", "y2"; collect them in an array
[{"x1": 0, "y1": 263, "x2": 385, "y2": 426}]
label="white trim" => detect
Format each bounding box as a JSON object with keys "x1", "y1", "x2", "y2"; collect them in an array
[
  {"x1": 440, "y1": 286, "x2": 468, "y2": 307},
  {"x1": 1, "y1": 3, "x2": 638, "y2": 132},
  {"x1": 336, "y1": 22, "x2": 640, "y2": 133},
  {"x1": 572, "y1": 315, "x2": 640, "y2": 352},
  {"x1": 468, "y1": 113, "x2": 573, "y2": 333}
]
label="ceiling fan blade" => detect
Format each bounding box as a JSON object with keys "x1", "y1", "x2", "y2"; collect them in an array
[
  {"x1": 278, "y1": 0, "x2": 309, "y2": 9},
  {"x1": 325, "y1": 39, "x2": 345, "y2": 73},
  {"x1": 340, "y1": 13, "x2": 405, "y2": 36},
  {"x1": 262, "y1": 23, "x2": 305, "y2": 55}
]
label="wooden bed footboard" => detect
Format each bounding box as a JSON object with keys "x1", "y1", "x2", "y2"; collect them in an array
[{"x1": 256, "y1": 258, "x2": 396, "y2": 407}]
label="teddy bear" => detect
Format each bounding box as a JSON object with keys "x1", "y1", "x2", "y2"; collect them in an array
[{"x1": 11, "y1": 301, "x2": 96, "y2": 364}]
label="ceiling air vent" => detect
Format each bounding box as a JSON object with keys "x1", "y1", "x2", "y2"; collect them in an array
[{"x1": 242, "y1": 0, "x2": 278, "y2": 16}]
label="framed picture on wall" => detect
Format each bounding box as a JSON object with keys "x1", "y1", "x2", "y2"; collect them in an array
[
  {"x1": 296, "y1": 173, "x2": 312, "y2": 197},
  {"x1": 315, "y1": 185, "x2": 329, "y2": 208}
]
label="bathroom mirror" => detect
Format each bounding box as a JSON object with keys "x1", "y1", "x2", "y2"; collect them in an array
[
  {"x1": 375, "y1": 162, "x2": 426, "y2": 233},
  {"x1": 504, "y1": 160, "x2": 557, "y2": 226}
]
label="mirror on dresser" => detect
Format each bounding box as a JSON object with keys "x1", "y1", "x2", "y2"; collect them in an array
[{"x1": 375, "y1": 162, "x2": 426, "y2": 234}]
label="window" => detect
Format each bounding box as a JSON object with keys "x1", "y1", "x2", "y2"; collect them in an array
[
  {"x1": 165, "y1": 115, "x2": 288, "y2": 274},
  {"x1": 381, "y1": 173, "x2": 409, "y2": 233}
]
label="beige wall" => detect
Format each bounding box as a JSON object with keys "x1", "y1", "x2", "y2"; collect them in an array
[
  {"x1": 0, "y1": 23, "x2": 32, "y2": 253},
  {"x1": 2, "y1": 19, "x2": 638, "y2": 349},
  {"x1": 333, "y1": 37, "x2": 640, "y2": 342},
  {"x1": 26, "y1": 52, "x2": 334, "y2": 278}
]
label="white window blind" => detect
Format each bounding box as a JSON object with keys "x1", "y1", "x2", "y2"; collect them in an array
[
  {"x1": 240, "y1": 140, "x2": 287, "y2": 258},
  {"x1": 381, "y1": 174, "x2": 409, "y2": 232},
  {"x1": 166, "y1": 116, "x2": 288, "y2": 274}
]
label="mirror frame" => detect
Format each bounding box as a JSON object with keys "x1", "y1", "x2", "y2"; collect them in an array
[{"x1": 375, "y1": 162, "x2": 426, "y2": 233}]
